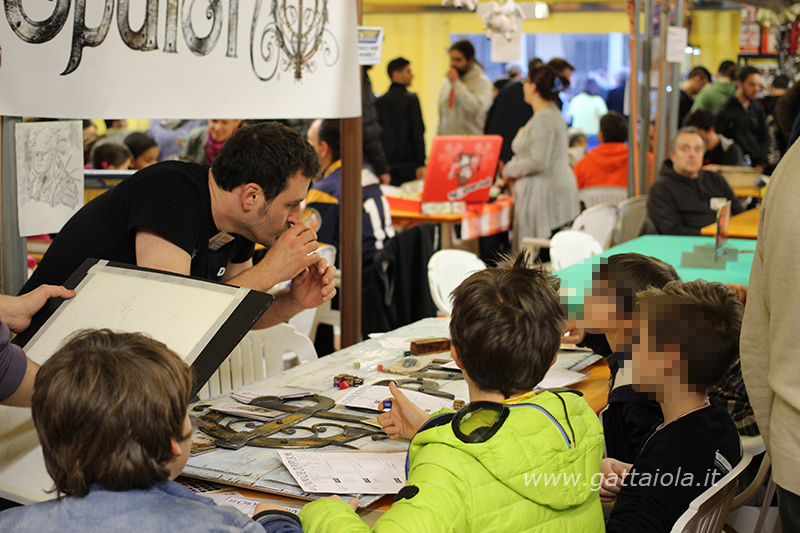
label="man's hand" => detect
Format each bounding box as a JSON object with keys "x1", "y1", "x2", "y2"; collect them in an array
[
  {"x1": 287, "y1": 257, "x2": 337, "y2": 311},
  {"x1": 562, "y1": 320, "x2": 586, "y2": 345},
  {"x1": 726, "y1": 283, "x2": 748, "y2": 305},
  {"x1": 415, "y1": 167, "x2": 426, "y2": 181},
  {"x1": 322, "y1": 495, "x2": 360, "y2": 511},
  {"x1": 256, "y1": 223, "x2": 321, "y2": 285},
  {"x1": 0, "y1": 285, "x2": 75, "y2": 334},
  {"x1": 446, "y1": 68, "x2": 459, "y2": 84},
  {"x1": 599, "y1": 458, "x2": 632, "y2": 502},
  {"x1": 377, "y1": 382, "x2": 430, "y2": 440}
]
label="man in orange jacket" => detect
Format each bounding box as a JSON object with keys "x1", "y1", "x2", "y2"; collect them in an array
[{"x1": 573, "y1": 112, "x2": 651, "y2": 190}]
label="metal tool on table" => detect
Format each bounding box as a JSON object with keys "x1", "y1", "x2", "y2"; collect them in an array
[
  {"x1": 372, "y1": 378, "x2": 455, "y2": 399},
  {"x1": 199, "y1": 395, "x2": 382, "y2": 450},
  {"x1": 410, "y1": 366, "x2": 464, "y2": 380}
]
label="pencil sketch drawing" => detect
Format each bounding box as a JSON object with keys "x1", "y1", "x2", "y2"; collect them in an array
[{"x1": 15, "y1": 120, "x2": 83, "y2": 236}]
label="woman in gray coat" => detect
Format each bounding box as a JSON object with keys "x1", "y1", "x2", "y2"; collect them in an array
[{"x1": 503, "y1": 66, "x2": 579, "y2": 252}]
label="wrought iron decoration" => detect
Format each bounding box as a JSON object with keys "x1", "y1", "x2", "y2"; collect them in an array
[{"x1": 250, "y1": 0, "x2": 340, "y2": 81}]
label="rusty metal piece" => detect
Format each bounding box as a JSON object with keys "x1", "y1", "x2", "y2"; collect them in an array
[{"x1": 372, "y1": 378, "x2": 455, "y2": 400}]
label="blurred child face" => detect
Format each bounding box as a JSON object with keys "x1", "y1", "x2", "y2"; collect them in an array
[
  {"x1": 131, "y1": 146, "x2": 159, "y2": 170},
  {"x1": 631, "y1": 315, "x2": 682, "y2": 402},
  {"x1": 582, "y1": 280, "x2": 624, "y2": 333},
  {"x1": 571, "y1": 136, "x2": 588, "y2": 150}
]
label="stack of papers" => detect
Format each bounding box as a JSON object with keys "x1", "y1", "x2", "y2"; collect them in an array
[
  {"x1": 210, "y1": 402, "x2": 285, "y2": 422},
  {"x1": 535, "y1": 367, "x2": 588, "y2": 391},
  {"x1": 231, "y1": 386, "x2": 316, "y2": 404},
  {"x1": 338, "y1": 385, "x2": 457, "y2": 414}
]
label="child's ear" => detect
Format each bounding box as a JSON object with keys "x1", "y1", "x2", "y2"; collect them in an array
[
  {"x1": 663, "y1": 347, "x2": 684, "y2": 377},
  {"x1": 451, "y1": 345, "x2": 464, "y2": 370},
  {"x1": 169, "y1": 437, "x2": 183, "y2": 458}
]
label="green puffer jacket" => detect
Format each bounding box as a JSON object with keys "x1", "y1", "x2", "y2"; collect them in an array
[{"x1": 299, "y1": 389, "x2": 605, "y2": 533}]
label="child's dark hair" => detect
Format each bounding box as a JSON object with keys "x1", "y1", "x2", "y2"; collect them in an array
[
  {"x1": 636, "y1": 281, "x2": 743, "y2": 390},
  {"x1": 528, "y1": 66, "x2": 570, "y2": 102},
  {"x1": 600, "y1": 112, "x2": 628, "y2": 143},
  {"x1": 32, "y1": 330, "x2": 192, "y2": 497},
  {"x1": 91, "y1": 141, "x2": 132, "y2": 169},
  {"x1": 592, "y1": 253, "x2": 681, "y2": 316},
  {"x1": 450, "y1": 251, "x2": 564, "y2": 398},
  {"x1": 124, "y1": 132, "x2": 158, "y2": 160}
]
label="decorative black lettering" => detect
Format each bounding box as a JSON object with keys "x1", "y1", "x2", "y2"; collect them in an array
[
  {"x1": 117, "y1": 0, "x2": 159, "y2": 51},
  {"x1": 4, "y1": 0, "x2": 71, "y2": 43},
  {"x1": 226, "y1": 0, "x2": 237, "y2": 57},
  {"x1": 63, "y1": 0, "x2": 114, "y2": 75},
  {"x1": 250, "y1": 0, "x2": 338, "y2": 82},
  {"x1": 182, "y1": 0, "x2": 222, "y2": 56},
  {"x1": 163, "y1": 0, "x2": 179, "y2": 53}
]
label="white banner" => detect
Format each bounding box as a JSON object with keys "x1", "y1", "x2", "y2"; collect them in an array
[{"x1": 0, "y1": 1, "x2": 361, "y2": 119}]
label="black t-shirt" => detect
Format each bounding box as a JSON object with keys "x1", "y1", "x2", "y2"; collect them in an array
[
  {"x1": 22, "y1": 161, "x2": 254, "y2": 293},
  {"x1": 606, "y1": 400, "x2": 742, "y2": 533},
  {"x1": 704, "y1": 141, "x2": 744, "y2": 166}
]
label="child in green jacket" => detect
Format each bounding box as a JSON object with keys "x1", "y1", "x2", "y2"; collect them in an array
[{"x1": 298, "y1": 253, "x2": 606, "y2": 532}]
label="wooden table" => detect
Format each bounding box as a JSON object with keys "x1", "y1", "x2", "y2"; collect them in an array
[
  {"x1": 701, "y1": 206, "x2": 760, "y2": 239},
  {"x1": 733, "y1": 186, "x2": 763, "y2": 199}
]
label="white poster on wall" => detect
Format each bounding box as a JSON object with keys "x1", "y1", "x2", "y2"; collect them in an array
[
  {"x1": 0, "y1": 1, "x2": 360, "y2": 119},
  {"x1": 15, "y1": 121, "x2": 84, "y2": 237}
]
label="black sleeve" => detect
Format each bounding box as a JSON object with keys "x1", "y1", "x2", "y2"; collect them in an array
[
  {"x1": 647, "y1": 183, "x2": 701, "y2": 236},
  {"x1": 411, "y1": 94, "x2": 427, "y2": 168},
  {"x1": 123, "y1": 173, "x2": 204, "y2": 256},
  {"x1": 754, "y1": 106, "x2": 769, "y2": 167},
  {"x1": 577, "y1": 332, "x2": 613, "y2": 356},
  {"x1": 714, "y1": 105, "x2": 734, "y2": 138}
]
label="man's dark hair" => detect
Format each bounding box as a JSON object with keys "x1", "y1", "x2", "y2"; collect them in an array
[
  {"x1": 493, "y1": 77, "x2": 512, "y2": 92},
  {"x1": 718, "y1": 60, "x2": 737, "y2": 78},
  {"x1": 593, "y1": 253, "x2": 680, "y2": 316},
  {"x1": 124, "y1": 132, "x2": 158, "y2": 159},
  {"x1": 450, "y1": 252, "x2": 564, "y2": 398},
  {"x1": 212, "y1": 122, "x2": 321, "y2": 201},
  {"x1": 735, "y1": 65, "x2": 760, "y2": 84},
  {"x1": 546, "y1": 57, "x2": 575, "y2": 75},
  {"x1": 637, "y1": 280, "x2": 743, "y2": 391},
  {"x1": 450, "y1": 39, "x2": 475, "y2": 61},
  {"x1": 683, "y1": 108, "x2": 715, "y2": 130},
  {"x1": 387, "y1": 57, "x2": 410, "y2": 79},
  {"x1": 772, "y1": 74, "x2": 790, "y2": 89},
  {"x1": 318, "y1": 119, "x2": 341, "y2": 162},
  {"x1": 33, "y1": 330, "x2": 192, "y2": 497},
  {"x1": 600, "y1": 112, "x2": 628, "y2": 143},
  {"x1": 688, "y1": 66, "x2": 711, "y2": 82}
]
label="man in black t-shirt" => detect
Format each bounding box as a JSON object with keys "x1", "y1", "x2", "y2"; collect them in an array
[{"x1": 22, "y1": 123, "x2": 335, "y2": 329}]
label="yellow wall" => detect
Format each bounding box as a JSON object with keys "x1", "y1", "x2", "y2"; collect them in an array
[
  {"x1": 364, "y1": 10, "x2": 629, "y2": 151},
  {"x1": 689, "y1": 10, "x2": 741, "y2": 75}
]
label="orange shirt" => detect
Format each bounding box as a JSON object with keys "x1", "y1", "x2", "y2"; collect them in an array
[{"x1": 573, "y1": 143, "x2": 653, "y2": 189}]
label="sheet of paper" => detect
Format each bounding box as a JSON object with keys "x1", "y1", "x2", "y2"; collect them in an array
[
  {"x1": 554, "y1": 351, "x2": 603, "y2": 373},
  {"x1": 559, "y1": 343, "x2": 594, "y2": 352},
  {"x1": 666, "y1": 26, "x2": 689, "y2": 63},
  {"x1": 338, "y1": 385, "x2": 457, "y2": 413},
  {"x1": 439, "y1": 360, "x2": 461, "y2": 371},
  {"x1": 377, "y1": 337, "x2": 415, "y2": 350},
  {"x1": 206, "y1": 493, "x2": 301, "y2": 517},
  {"x1": 231, "y1": 387, "x2": 317, "y2": 404},
  {"x1": 278, "y1": 451, "x2": 407, "y2": 494},
  {"x1": 535, "y1": 366, "x2": 588, "y2": 391}
]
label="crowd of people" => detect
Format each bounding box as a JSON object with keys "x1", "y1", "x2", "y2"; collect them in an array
[{"x1": 3, "y1": 41, "x2": 800, "y2": 533}]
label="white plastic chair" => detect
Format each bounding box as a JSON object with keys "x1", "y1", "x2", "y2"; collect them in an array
[
  {"x1": 613, "y1": 195, "x2": 648, "y2": 246},
  {"x1": 670, "y1": 450, "x2": 754, "y2": 533},
  {"x1": 549, "y1": 230, "x2": 603, "y2": 270},
  {"x1": 427, "y1": 250, "x2": 487, "y2": 316},
  {"x1": 571, "y1": 204, "x2": 618, "y2": 249},
  {"x1": 728, "y1": 435, "x2": 777, "y2": 533},
  {"x1": 198, "y1": 323, "x2": 317, "y2": 399},
  {"x1": 578, "y1": 186, "x2": 628, "y2": 209}
]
